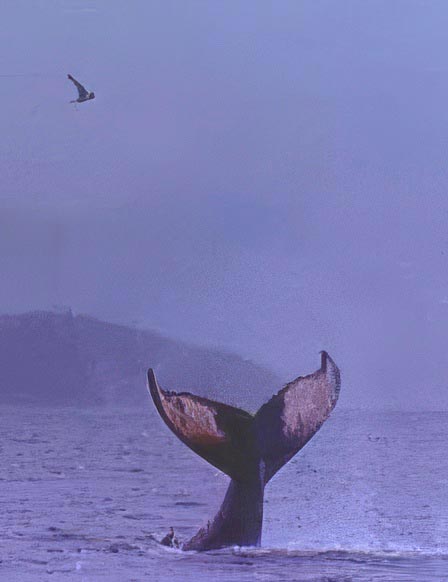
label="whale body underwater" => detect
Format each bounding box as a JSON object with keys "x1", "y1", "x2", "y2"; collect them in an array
[{"x1": 147, "y1": 351, "x2": 341, "y2": 551}]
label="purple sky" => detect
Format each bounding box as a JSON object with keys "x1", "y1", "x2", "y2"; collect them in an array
[{"x1": 1, "y1": 1, "x2": 448, "y2": 409}]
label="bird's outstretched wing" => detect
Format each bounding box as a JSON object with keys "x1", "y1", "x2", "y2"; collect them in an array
[
  {"x1": 67, "y1": 74, "x2": 88, "y2": 99},
  {"x1": 253, "y1": 351, "x2": 341, "y2": 483}
]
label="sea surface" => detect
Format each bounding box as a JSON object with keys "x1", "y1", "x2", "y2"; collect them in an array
[{"x1": 0, "y1": 406, "x2": 447, "y2": 581}]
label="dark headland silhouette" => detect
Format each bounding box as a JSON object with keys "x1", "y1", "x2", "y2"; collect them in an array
[
  {"x1": 0, "y1": 310, "x2": 279, "y2": 408},
  {"x1": 148, "y1": 351, "x2": 341, "y2": 550}
]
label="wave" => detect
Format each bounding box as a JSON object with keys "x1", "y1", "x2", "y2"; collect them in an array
[
  {"x1": 227, "y1": 545, "x2": 448, "y2": 561},
  {"x1": 147, "y1": 534, "x2": 448, "y2": 561}
]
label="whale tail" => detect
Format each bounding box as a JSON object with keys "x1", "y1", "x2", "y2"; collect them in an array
[
  {"x1": 147, "y1": 351, "x2": 341, "y2": 550},
  {"x1": 148, "y1": 351, "x2": 340, "y2": 484}
]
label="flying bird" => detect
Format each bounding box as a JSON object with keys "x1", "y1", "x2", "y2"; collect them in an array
[{"x1": 67, "y1": 74, "x2": 95, "y2": 103}]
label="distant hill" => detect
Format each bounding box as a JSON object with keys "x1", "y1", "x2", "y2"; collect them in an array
[{"x1": 0, "y1": 311, "x2": 280, "y2": 410}]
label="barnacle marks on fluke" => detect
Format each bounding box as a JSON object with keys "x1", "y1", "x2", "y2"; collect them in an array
[{"x1": 147, "y1": 351, "x2": 341, "y2": 551}]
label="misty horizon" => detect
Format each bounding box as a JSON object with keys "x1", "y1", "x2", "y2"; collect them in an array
[
  {"x1": 0, "y1": 307, "x2": 444, "y2": 412},
  {"x1": 2, "y1": 1, "x2": 448, "y2": 411}
]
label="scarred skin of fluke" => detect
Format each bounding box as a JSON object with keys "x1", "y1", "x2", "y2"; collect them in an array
[{"x1": 147, "y1": 351, "x2": 341, "y2": 551}]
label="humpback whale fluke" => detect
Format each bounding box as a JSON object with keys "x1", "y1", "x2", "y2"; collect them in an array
[{"x1": 147, "y1": 351, "x2": 341, "y2": 551}]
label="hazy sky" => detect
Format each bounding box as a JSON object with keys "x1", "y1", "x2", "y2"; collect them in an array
[{"x1": 1, "y1": 0, "x2": 448, "y2": 409}]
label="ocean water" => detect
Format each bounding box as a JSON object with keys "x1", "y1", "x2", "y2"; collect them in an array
[{"x1": 0, "y1": 406, "x2": 447, "y2": 581}]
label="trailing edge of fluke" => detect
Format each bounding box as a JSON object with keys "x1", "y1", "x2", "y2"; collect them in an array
[{"x1": 147, "y1": 350, "x2": 341, "y2": 551}]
